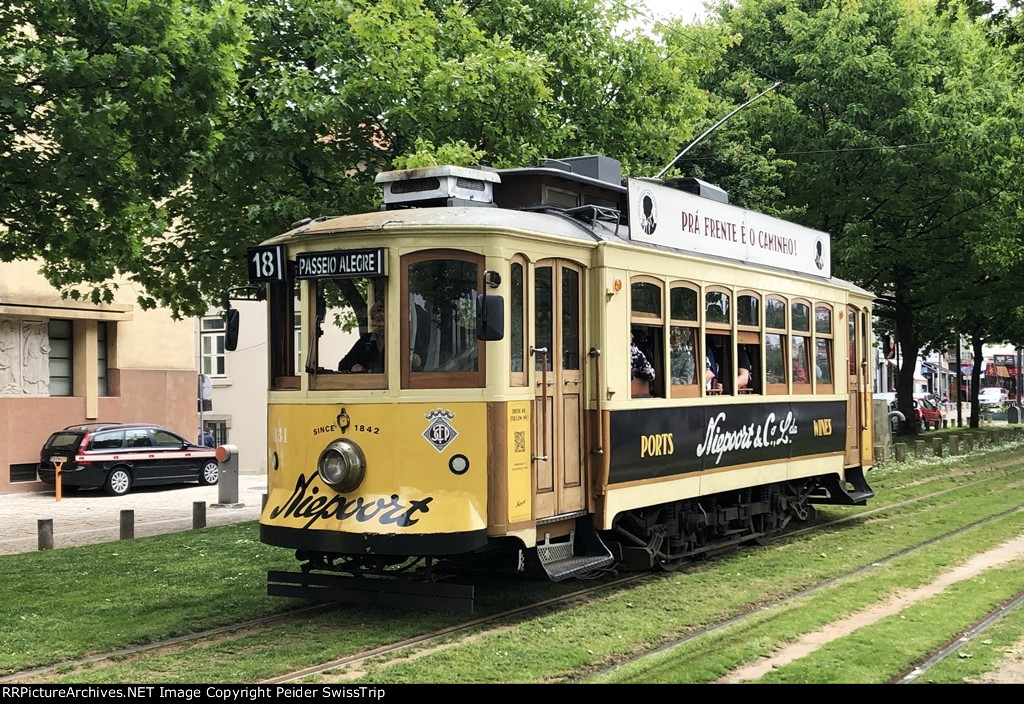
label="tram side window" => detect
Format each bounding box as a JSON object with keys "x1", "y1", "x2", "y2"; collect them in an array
[
  {"x1": 815, "y1": 305, "x2": 834, "y2": 390},
  {"x1": 269, "y1": 275, "x2": 300, "y2": 390},
  {"x1": 535, "y1": 267, "x2": 553, "y2": 372},
  {"x1": 670, "y1": 326, "x2": 697, "y2": 383},
  {"x1": 848, "y1": 307, "x2": 857, "y2": 376},
  {"x1": 562, "y1": 267, "x2": 581, "y2": 371},
  {"x1": 408, "y1": 258, "x2": 480, "y2": 374},
  {"x1": 307, "y1": 276, "x2": 381, "y2": 378},
  {"x1": 705, "y1": 289, "x2": 734, "y2": 395},
  {"x1": 509, "y1": 260, "x2": 527, "y2": 385},
  {"x1": 669, "y1": 284, "x2": 700, "y2": 398},
  {"x1": 737, "y1": 292, "x2": 761, "y2": 394},
  {"x1": 707, "y1": 333, "x2": 745, "y2": 394},
  {"x1": 792, "y1": 301, "x2": 812, "y2": 393},
  {"x1": 764, "y1": 296, "x2": 787, "y2": 394},
  {"x1": 631, "y1": 279, "x2": 663, "y2": 398}
]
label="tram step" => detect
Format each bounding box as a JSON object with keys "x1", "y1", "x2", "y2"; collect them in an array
[
  {"x1": 811, "y1": 467, "x2": 875, "y2": 506},
  {"x1": 539, "y1": 552, "x2": 616, "y2": 581},
  {"x1": 535, "y1": 520, "x2": 616, "y2": 581}
]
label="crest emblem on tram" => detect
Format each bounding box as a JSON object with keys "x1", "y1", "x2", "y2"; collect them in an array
[{"x1": 423, "y1": 409, "x2": 458, "y2": 452}]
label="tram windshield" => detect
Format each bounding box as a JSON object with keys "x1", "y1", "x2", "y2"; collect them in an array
[
  {"x1": 407, "y1": 258, "x2": 479, "y2": 374},
  {"x1": 266, "y1": 248, "x2": 496, "y2": 390}
]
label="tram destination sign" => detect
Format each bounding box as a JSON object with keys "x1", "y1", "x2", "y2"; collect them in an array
[
  {"x1": 627, "y1": 178, "x2": 831, "y2": 278},
  {"x1": 295, "y1": 248, "x2": 386, "y2": 279}
]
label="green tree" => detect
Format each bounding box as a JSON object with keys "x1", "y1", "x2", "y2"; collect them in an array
[
  {"x1": 148, "y1": 0, "x2": 713, "y2": 316},
  {"x1": 701, "y1": 0, "x2": 1024, "y2": 433},
  {"x1": 0, "y1": 0, "x2": 249, "y2": 305}
]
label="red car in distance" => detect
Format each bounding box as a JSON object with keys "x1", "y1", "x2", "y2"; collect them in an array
[{"x1": 915, "y1": 396, "x2": 943, "y2": 428}]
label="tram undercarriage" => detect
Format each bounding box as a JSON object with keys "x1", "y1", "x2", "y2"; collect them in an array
[
  {"x1": 604, "y1": 479, "x2": 821, "y2": 572},
  {"x1": 265, "y1": 473, "x2": 871, "y2": 613}
]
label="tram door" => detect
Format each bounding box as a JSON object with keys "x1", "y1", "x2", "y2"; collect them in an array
[
  {"x1": 533, "y1": 260, "x2": 586, "y2": 520},
  {"x1": 845, "y1": 305, "x2": 864, "y2": 464}
]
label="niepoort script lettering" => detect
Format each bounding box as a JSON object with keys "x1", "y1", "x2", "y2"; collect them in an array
[
  {"x1": 270, "y1": 473, "x2": 432, "y2": 529},
  {"x1": 696, "y1": 410, "x2": 798, "y2": 465}
]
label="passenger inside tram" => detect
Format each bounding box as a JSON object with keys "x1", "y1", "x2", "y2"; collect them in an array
[{"x1": 706, "y1": 337, "x2": 753, "y2": 394}]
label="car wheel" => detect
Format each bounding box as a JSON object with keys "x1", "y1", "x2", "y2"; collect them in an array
[
  {"x1": 199, "y1": 460, "x2": 219, "y2": 486},
  {"x1": 105, "y1": 467, "x2": 132, "y2": 496}
]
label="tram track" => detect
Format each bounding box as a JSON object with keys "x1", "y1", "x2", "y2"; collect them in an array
[
  {"x1": 894, "y1": 588, "x2": 1024, "y2": 683},
  {"x1": 3, "y1": 453, "x2": 1022, "y2": 684},
  {"x1": 584, "y1": 501, "x2": 1024, "y2": 683}
]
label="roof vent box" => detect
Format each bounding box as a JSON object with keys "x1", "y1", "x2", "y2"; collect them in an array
[
  {"x1": 375, "y1": 166, "x2": 500, "y2": 206},
  {"x1": 542, "y1": 155, "x2": 621, "y2": 185},
  {"x1": 664, "y1": 176, "x2": 729, "y2": 204}
]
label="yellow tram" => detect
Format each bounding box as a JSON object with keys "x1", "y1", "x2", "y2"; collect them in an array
[{"x1": 238, "y1": 155, "x2": 875, "y2": 611}]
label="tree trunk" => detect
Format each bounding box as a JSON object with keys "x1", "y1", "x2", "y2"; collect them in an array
[
  {"x1": 970, "y1": 333, "x2": 983, "y2": 428},
  {"x1": 894, "y1": 289, "x2": 918, "y2": 436}
]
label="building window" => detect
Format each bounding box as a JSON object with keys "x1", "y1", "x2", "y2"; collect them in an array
[
  {"x1": 205, "y1": 419, "x2": 228, "y2": 446},
  {"x1": 47, "y1": 320, "x2": 72, "y2": 396},
  {"x1": 9, "y1": 463, "x2": 38, "y2": 483},
  {"x1": 97, "y1": 322, "x2": 109, "y2": 396},
  {"x1": 201, "y1": 316, "x2": 226, "y2": 377}
]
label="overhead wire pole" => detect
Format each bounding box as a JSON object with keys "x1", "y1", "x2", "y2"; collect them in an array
[{"x1": 655, "y1": 80, "x2": 784, "y2": 180}]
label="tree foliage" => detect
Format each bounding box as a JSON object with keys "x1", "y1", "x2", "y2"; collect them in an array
[
  {"x1": 0, "y1": 0, "x2": 249, "y2": 305},
  {"x1": 5, "y1": 0, "x2": 1024, "y2": 363},
  {"x1": 132, "y1": 0, "x2": 714, "y2": 316},
  {"x1": 699, "y1": 0, "x2": 1024, "y2": 430}
]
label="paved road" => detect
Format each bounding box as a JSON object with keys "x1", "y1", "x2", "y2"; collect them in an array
[{"x1": 0, "y1": 471, "x2": 267, "y2": 555}]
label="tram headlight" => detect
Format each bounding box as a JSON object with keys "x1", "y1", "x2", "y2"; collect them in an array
[{"x1": 317, "y1": 439, "x2": 366, "y2": 493}]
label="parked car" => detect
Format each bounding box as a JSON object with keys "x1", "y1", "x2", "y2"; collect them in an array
[
  {"x1": 37, "y1": 423, "x2": 219, "y2": 496},
  {"x1": 915, "y1": 396, "x2": 943, "y2": 428},
  {"x1": 978, "y1": 387, "x2": 1008, "y2": 409},
  {"x1": 881, "y1": 394, "x2": 942, "y2": 432}
]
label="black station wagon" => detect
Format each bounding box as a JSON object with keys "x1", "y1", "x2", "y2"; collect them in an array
[{"x1": 37, "y1": 423, "x2": 219, "y2": 496}]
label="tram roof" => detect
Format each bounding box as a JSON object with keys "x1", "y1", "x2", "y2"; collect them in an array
[
  {"x1": 265, "y1": 205, "x2": 870, "y2": 297},
  {"x1": 265, "y1": 156, "x2": 871, "y2": 299}
]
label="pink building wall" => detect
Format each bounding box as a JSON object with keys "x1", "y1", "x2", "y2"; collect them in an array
[{"x1": 0, "y1": 368, "x2": 195, "y2": 494}]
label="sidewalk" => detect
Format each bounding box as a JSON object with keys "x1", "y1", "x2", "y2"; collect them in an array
[{"x1": 0, "y1": 471, "x2": 267, "y2": 556}]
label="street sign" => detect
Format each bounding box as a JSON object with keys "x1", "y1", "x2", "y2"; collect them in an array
[{"x1": 199, "y1": 374, "x2": 213, "y2": 400}]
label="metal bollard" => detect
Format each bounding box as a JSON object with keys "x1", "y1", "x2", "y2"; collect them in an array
[
  {"x1": 214, "y1": 444, "x2": 240, "y2": 506},
  {"x1": 120, "y1": 509, "x2": 134, "y2": 540},
  {"x1": 193, "y1": 501, "x2": 206, "y2": 529},
  {"x1": 38, "y1": 518, "x2": 53, "y2": 551}
]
